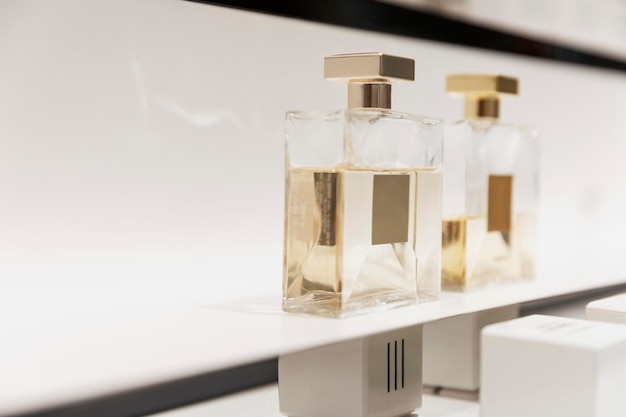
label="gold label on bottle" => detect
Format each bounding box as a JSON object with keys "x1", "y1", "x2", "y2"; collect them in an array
[
  {"x1": 371, "y1": 174, "x2": 410, "y2": 245},
  {"x1": 488, "y1": 175, "x2": 513, "y2": 232},
  {"x1": 314, "y1": 172, "x2": 339, "y2": 246}
]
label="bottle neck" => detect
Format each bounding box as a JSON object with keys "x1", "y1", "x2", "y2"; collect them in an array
[
  {"x1": 464, "y1": 96, "x2": 499, "y2": 119},
  {"x1": 348, "y1": 82, "x2": 391, "y2": 109}
]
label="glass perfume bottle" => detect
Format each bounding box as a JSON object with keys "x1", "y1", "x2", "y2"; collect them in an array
[
  {"x1": 441, "y1": 74, "x2": 539, "y2": 291},
  {"x1": 283, "y1": 53, "x2": 443, "y2": 318}
]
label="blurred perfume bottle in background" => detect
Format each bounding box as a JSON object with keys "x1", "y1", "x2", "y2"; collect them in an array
[{"x1": 442, "y1": 73, "x2": 539, "y2": 291}]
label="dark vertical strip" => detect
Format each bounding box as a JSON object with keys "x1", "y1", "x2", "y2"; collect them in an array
[
  {"x1": 313, "y1": 172, "x2": 338, "y2": 246},
  {"x1": 387, "y1": 343, "x2": 390, "y2": 393},
  {"x1": 394, "y1": 341, "x2": 398, "y2": 391},
  {"x1": 401, "y1": 339, "x2": 405, "y2": 388}
]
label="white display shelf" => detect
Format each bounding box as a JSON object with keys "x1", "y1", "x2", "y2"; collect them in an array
[
  {"x1": 1, "y1": 273, "x2": 625, "y2": 416},
  {"x1": 149, "y1": 383, "x2": 480, "y2": 417}
]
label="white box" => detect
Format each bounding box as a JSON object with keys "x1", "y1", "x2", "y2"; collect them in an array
[
  {"x1": 481, "y1": 314, "x2": 626, "y2": 417},
  {"x1": 587, "y1": 293, "x2": 626, "y2": 324},
  {"x1": 422, "y1": 304, "x2": 519, "y2": 391},
  {"x1": 279, "y1": 325, "x2": 422, "y2": 417}
]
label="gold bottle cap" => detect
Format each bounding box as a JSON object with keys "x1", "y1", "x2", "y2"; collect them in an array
[
  {"x1": 324, "y1": 53, "x2": 415, "y2": 109},
  {"x1": 446, "y1": 73, "x2": 518, "y2": 119}
]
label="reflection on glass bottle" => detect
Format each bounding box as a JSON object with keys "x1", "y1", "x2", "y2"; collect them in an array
[
  {"x1": 442, "y1": 74, "x2": 539, "y2": 291},
  {"x1": 283, "y1": 53, "x2": 443, "y2": 317}
]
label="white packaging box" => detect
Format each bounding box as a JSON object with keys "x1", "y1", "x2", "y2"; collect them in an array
[
  {"x1": 279, "y1": 325, "x2": 422, "y2": 417},
  {"x1": 422, "y1": 304, "x2": 519, "y2": 391},
  {"x1": 587, "y1": 293, "x2": 626, "y2": 324},
  {"x1": 481, "y1": 314, "x2": 626, "y2": 417}
]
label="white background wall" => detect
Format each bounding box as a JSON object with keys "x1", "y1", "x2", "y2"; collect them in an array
[{"x1": 2, "y1": 0, "x2": 626, "y2": 326}]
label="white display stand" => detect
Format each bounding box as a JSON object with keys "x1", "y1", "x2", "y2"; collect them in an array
[
  {"x1": 481, "y1": 315, "x2": 626, "y2": 417},
  {"x1": 279, "y1": 326, "x2": 422, "y2": 417},
  {"x1": 422, "y1": 304, "x2": 519, "y2": 391},
  {"x1": 587, "y1": 293, "x2": 626, "y2": 324}
]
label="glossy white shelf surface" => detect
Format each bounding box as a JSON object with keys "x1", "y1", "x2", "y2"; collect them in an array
[
  {"x1": 148, "y1": 383, "x2": 480, "y2": 417},
  {"x1": 1, "y1": 273, "x2": 624, "y2": 416}
]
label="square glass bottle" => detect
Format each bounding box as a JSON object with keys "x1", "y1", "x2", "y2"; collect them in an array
[
  {"x1": 283, "y1": 53, "x2": 443, "y2": 318},
  {"x1": 442, "y1": 74, "x2": 539, "y2": 291}
]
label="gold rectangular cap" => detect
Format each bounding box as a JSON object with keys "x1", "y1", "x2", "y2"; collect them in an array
[
  {"x1": 324, "y1": 52, "x2": 414, "y2": 82},
  {"x1": 446, "y1": 73, "x2": 518, "y2": 96}
]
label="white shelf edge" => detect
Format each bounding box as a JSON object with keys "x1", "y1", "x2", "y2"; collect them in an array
[{"x1": 2, "y1": 274, "x2": 625, "y2": 416}]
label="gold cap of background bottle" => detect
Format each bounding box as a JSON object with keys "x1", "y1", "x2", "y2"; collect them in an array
[
  {"x1": 446, "y1": 73, "x2": 518, "y2": 119},
  {"x1": 324, "y1": 53, "x2": 415, "y2": 109}
]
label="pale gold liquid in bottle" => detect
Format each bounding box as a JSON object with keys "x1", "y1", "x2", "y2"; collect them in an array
[
  {"x1": 284, "y1": 166, "x2": 442, "y2": 317},
  {"x1": 441, "y1": 214, "x2": 535, "y2": 291}
]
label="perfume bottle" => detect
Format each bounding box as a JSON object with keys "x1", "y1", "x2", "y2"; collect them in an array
[
  {"x1": 283, "y1": 53, "x2": 443, "y2": 318},
  {"x1": 442, "y1": 74, "x2": 539, "y2": 291}
]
